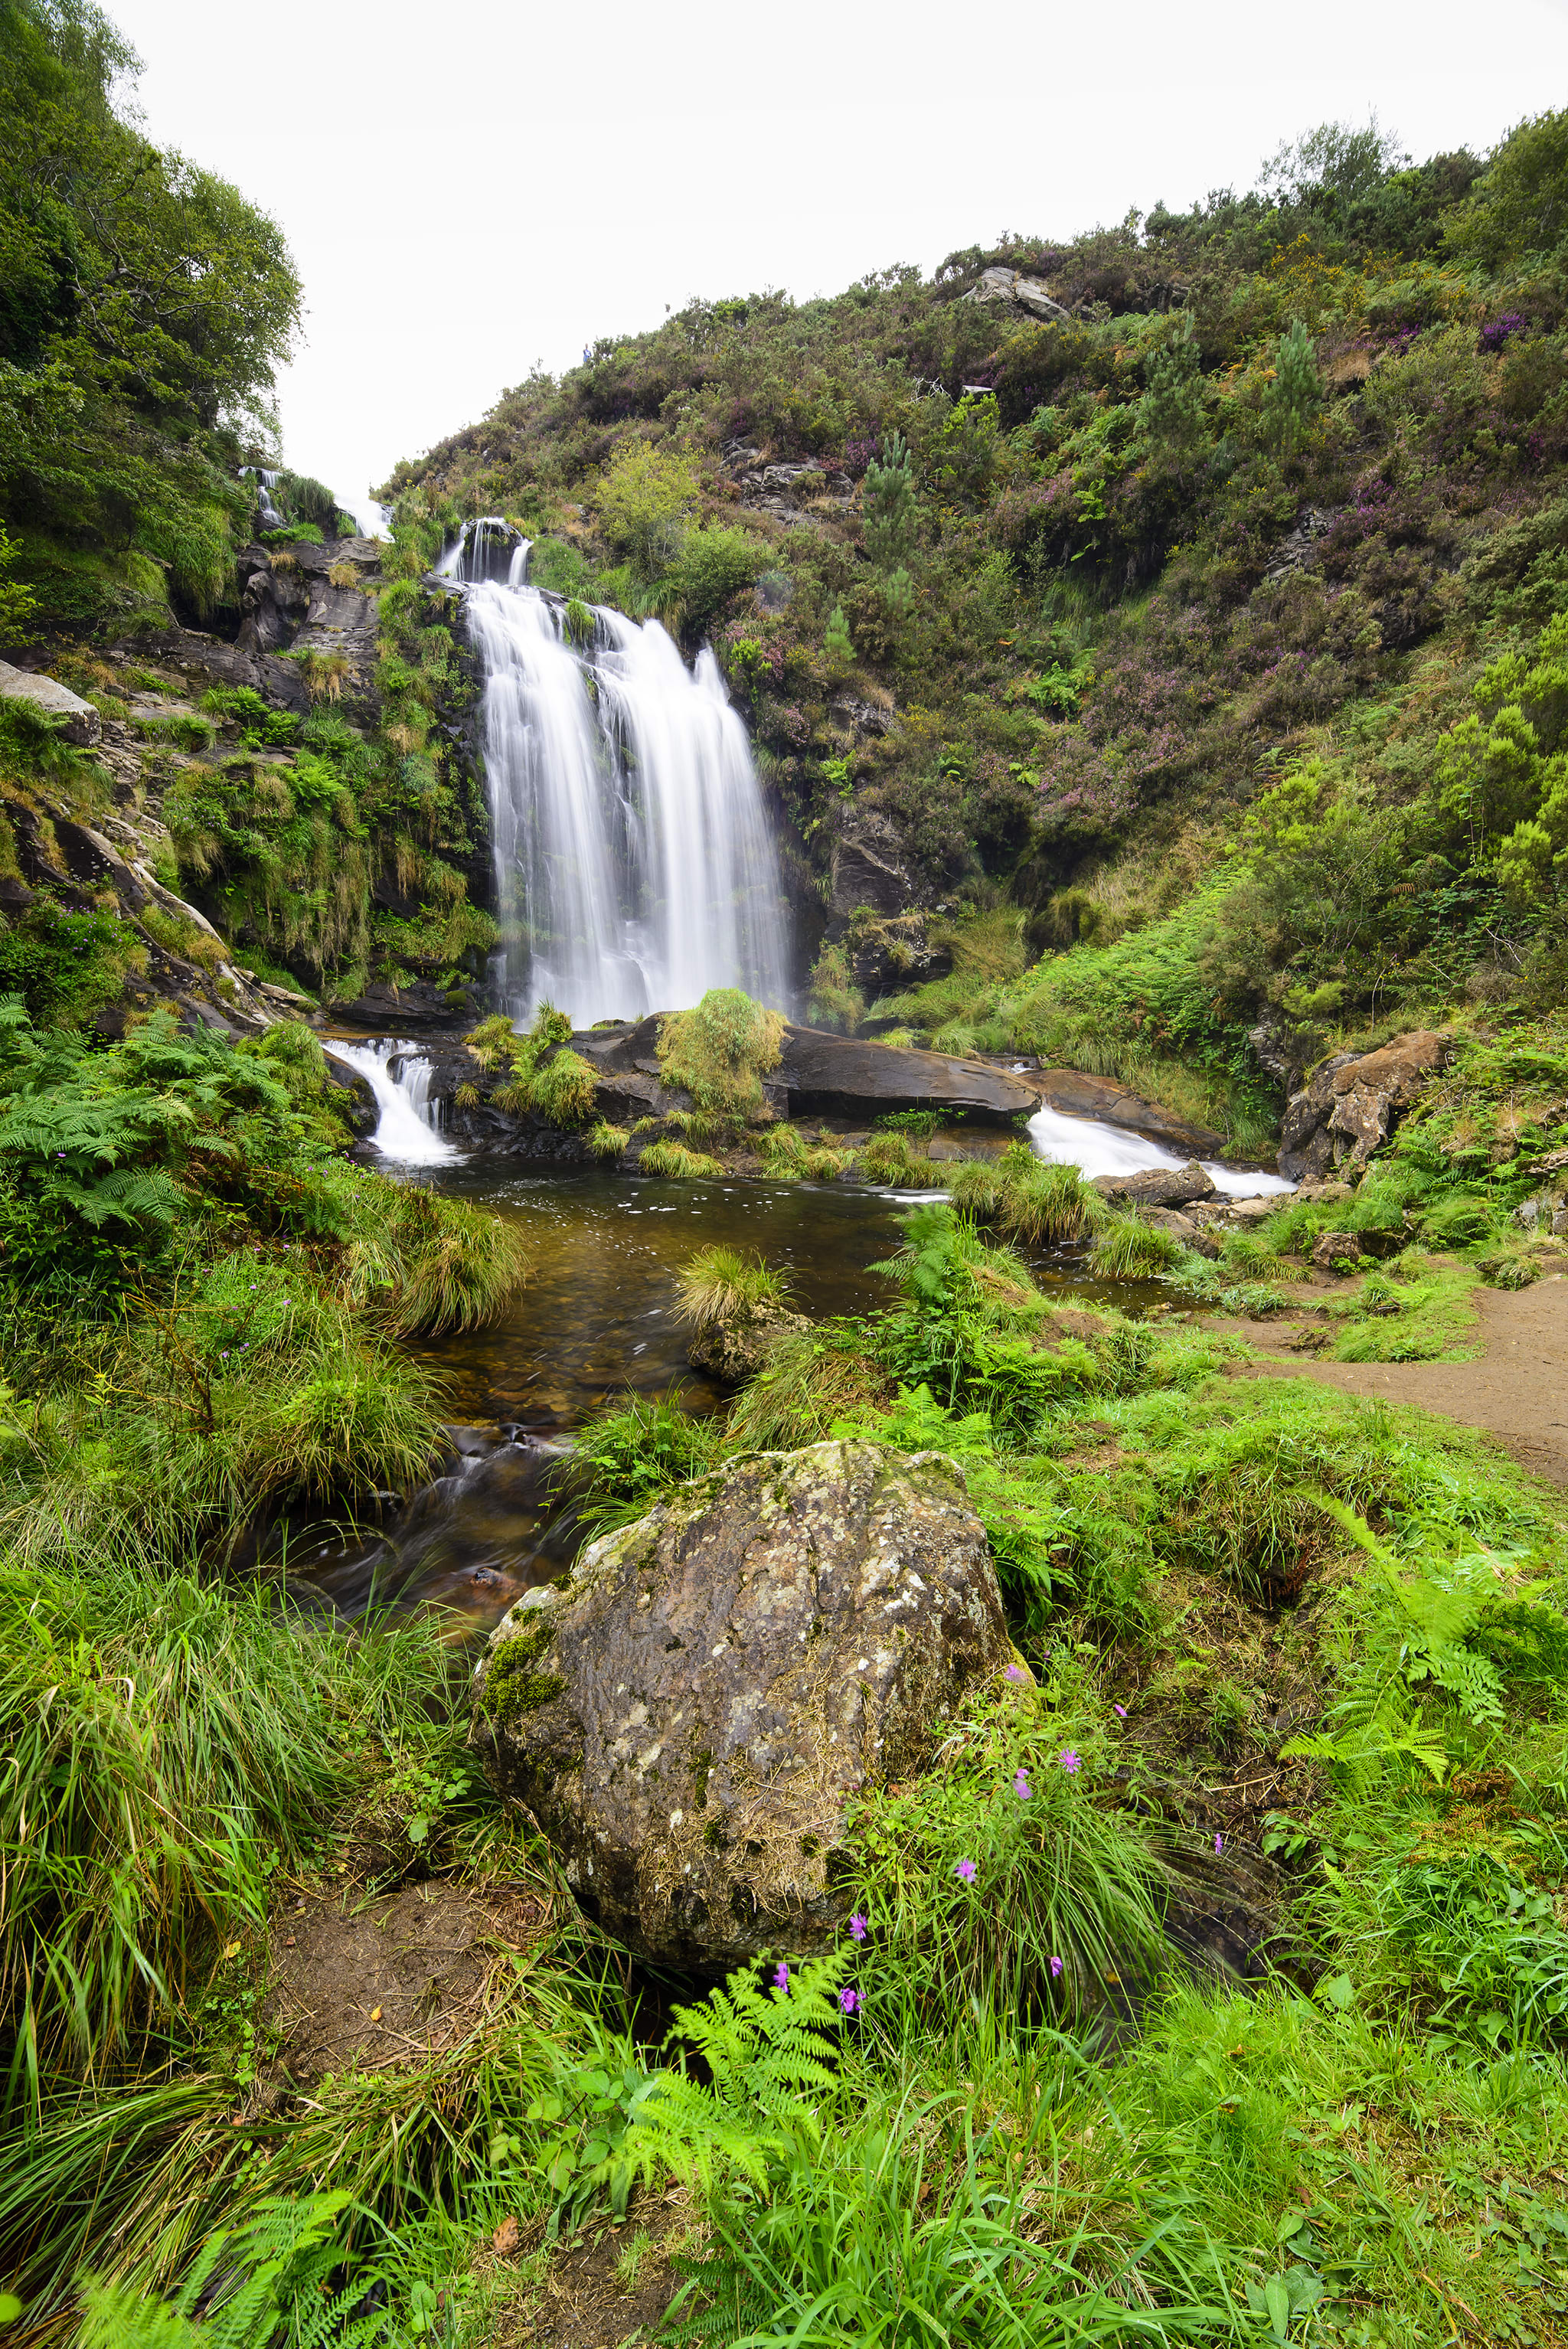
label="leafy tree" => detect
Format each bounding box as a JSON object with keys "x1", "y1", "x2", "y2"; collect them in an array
[
  {"x1": 1446, "y1": 108, "x2": 1568, "y2": 268},
  {"x1": 1258, "y1": 114, "x2": 1409, "y2": 215},
  {"x1": 591, "y1": 442, "x2": 698, "y2": 578},
  {"x1": 0, "y1": 0, "x2": 302, "y2": 624}
]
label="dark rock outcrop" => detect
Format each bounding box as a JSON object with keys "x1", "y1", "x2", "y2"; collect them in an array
[
  {"x1": 686, "y1": 1303, "x2": 809, "y2": 1383},
  {"x1": 1279, "y1": 1031, "x2": 1450, "y2": 1180},
  {"x1": 1092, "y1": 1161, "x2": 1219, "y2": 1210},
  {"x1": 471, "y1": 1441, "x2": 1012, "y2": 1967},
  {"x1": 778, "y1": 1025, "x2": 1033, "y2": 1122}
]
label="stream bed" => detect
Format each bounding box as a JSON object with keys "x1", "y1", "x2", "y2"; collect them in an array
[{"x1": 292, "y1": 1160, "x2": 1154, "y2": 1636}]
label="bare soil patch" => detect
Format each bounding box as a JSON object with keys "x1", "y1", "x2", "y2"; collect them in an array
[
  {"x1": 1227, "y1": 1271, "x2": 1568, "y2": 1488},
  {"x1": 266, "y1": 1878, "x2": 551, "y2": 2083}
]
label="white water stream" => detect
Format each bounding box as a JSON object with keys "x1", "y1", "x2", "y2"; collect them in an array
[
  {"x1": 1026, "y1": 1103, "x2": 1292, "y2": 1198},
  {"x1": 439, "y1": 520, "x2": 789, "y2": 1028},
  {"x1": 328, "y1": 1040, "x2": 461, "y2": 1165}
]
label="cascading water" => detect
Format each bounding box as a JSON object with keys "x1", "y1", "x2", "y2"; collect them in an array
[
  {"x1": 1027, "y1": 1103, "x2": 1293, "y2": 1198},
  {"x1": 328, "y1": 1039, "x2": 461, "y2": 1165},
  {"x1": 439, "y1": 520, "x2": 789, "y2": 1027}
]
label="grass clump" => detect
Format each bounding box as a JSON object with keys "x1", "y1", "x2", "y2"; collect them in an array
[
  {"x1": 855, "y1": 1130, "x2": 943, "y2": 1188},
  {"x1": 676, "y1": 1245, "x2": 792, "y2": 1331},
  {"x1": 586, "y1": 1118, "x2": 629, "y2": 1159},
  {"x1": 657, "y1": 988, "x2": 784, "y2": 1128},
  {"x1": 554, "y1": 1391, "x2": 723, "y2": 1538},
  {"x1": 464, "y1": 1005, "x2": 597, "y2": 1129},
  {"x1": 1089, "y1": 1211, "x2": 1184, "y2": 1279},
  {"x1": 639, "y1": 1139, "x2": 724, "y2": 1179}
]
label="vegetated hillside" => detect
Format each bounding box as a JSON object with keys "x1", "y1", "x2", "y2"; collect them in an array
[
  {"x1": 0, "y1": 0, "x2": 503, "y2": 1030},
  {"x1": 388, "y1": 112, "x2": 1568, "y2": 1145}
]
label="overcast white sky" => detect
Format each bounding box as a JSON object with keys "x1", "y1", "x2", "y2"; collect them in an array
[{"x1": 111, "y1": 0, "x2": 1568, "y2": 528}]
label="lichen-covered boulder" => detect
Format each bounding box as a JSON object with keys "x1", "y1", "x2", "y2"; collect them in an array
[{"x1": 470, "y1": 1440, "x2": 1011, "y2": 1967}]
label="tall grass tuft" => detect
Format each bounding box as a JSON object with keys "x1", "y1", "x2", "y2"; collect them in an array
[
  {"x1": 1090, "y1": 1212, "x2": 1185, "y2": 1279},
  {"x1": 676, "y1": 1245, "x2": 792, "y2": 1331},
  {"x1": 0, "y1": 1559, "x2": 454, "y2": 2109}
]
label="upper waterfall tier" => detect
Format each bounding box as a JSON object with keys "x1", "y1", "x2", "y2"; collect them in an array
[{"x1": 439, "y1": 521, "x2": 789, "y2": 1027}]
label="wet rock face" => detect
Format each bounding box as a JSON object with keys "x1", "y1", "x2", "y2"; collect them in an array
[
  {"x1": 1279, "y1": 1031, "x2": 1450, "y2": 1180},
  {"x1": 471, "y1": 1441, "x2": 1011, "y2": 1968},
  {"x1": 685, "y1": 1303, "x2": 809, "y2": 1384}
]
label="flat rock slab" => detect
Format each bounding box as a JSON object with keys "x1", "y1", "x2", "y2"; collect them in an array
[
  {"x1": 571, "y1": 1018, "x2": 1035, "y2": 1124},
  {"x1": 471, "y1": 1440, "x2": 1011, "y2": 1967}
]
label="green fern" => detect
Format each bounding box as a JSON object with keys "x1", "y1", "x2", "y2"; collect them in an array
[
  {"x1": 629, "y1": 1953, "x2": 849, "y2": 2191},
  {"x1": 76, "y1": 2191, "x2": 389, "y2": 2347},
  {"x1": 1313, "y1": 1494, "x2": 1506, "y2": 1727}
]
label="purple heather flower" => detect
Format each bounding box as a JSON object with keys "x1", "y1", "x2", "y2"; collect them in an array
[
  {"x1": 1058, "y1": 1747, "x2": 1082, "y2": 1775},
  {"x1": 1114, "y1": 1704, "x2": 1128, "y2": 1719},
  {"x1": 838, "y1": 1986, "x2": 860, "y2": 2014},
  {"x1": 955, "y1": 1858, "x2": 977, "y2": 1883},
  {"x1": 1214, "y1": 1834, "x2": 1224, "y2": 1854},
  {"x1": 1013, "y1": 1768, "x2": 1033, "y2": 1801},
  {"x1": 848, "y1": 1913, "x2": 867, "y2": 1942},
  {"x1": 1050, "y1": 1955, "x2": 1063, "y2": 1980}
]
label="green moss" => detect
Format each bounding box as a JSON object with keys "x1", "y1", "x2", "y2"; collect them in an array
[{"x1": 481, "y1": 1626, "x2": 567, "y2": 1725}]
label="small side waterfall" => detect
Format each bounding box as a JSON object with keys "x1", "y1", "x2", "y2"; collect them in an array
[
  {"x1": 440, "y1": 520, "x2": 789, "y2": 1027},
  {"x1": 328, "y1": 1040, "x2": 461, "y2": 1165}
]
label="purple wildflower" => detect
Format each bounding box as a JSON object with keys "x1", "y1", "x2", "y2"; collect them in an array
[
  {"x1": 1114, "y1": 1704, "x2": 1127, "y2": 1719},
  {"x1": 773, "y1": 1962, "x2": 789, "y2": 1991},
  {"x1": 1050, "y1": 1955, "x2": 1063, "y2": 1980},
  {"x1": 955, "y1": 1858, "x2": 977, "y2": 1883},
  {"x1": 1214, "y1": 1834, "x2": 1223, "y2": 1854},
  {"x1": 1013, "y1": 1768, "x2": 1033, "y2": 1801},
  {"x1": 1057, "y1": 1747, "x2": 1082, "y2": 1775},
  {"x1": 838, "y1": 1986, "x2": 860, "y2": 2014},
  {"x1": 1005, "y1": 1663, "x2": 1027, "y2": 1684},
  {"x1": 848, "y1": 1913, "x2": 867, "y2": 1942}
]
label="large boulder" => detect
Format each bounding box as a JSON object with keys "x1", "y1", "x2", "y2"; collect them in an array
[
  {"x1": 471, "y1": 1442, "x2": 1012, "y2": 1968},
  {"x1": 572, "y1": 1016, "x2": 1036, "y2": 1125},
  {"x1": 1279, "y1": 1031, "x2": 1450, "y2": 1180},
  {"x1": 0, "y1": 658, "x2": 100, "y2": 747},
  {"x1": 1092, "y1": 1161, "x2": 1219, "y2": 1209}
]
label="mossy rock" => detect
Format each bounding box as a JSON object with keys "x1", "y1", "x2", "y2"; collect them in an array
[{"x1": 469, "y1": 1440, "x2": 1011, "y2": 1967}]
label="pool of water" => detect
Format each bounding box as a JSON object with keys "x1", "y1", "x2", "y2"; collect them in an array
[{"x1": 292, "y1": 1161, "x2": 1148, "y2": 1635}]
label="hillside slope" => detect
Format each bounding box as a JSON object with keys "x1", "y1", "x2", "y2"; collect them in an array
[{"x1": 388, "y1": 112, "x2": 1568, "y2": 1145}]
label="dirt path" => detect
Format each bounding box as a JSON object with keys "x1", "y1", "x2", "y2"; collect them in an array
[{"x1": 1214, "y1": 1272, "x2": 1568, "y2": 1489}]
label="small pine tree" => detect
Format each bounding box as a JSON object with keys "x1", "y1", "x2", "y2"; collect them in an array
[
  {"x1": 824, "y1": 603, "x2": 854, "y2": 662},
  {"x1": 880, "y1": 565, "x2": 915, "y2": 616},
  {"x1": 1262, "y1": 318, "x2": 1322, "y2": 456},
  {"x1": 862, "y1": 432, "x2": 917, "y2": 569},
  {"x1": 1138, "y1": 315, "x2": 1204, "y2": 450}
]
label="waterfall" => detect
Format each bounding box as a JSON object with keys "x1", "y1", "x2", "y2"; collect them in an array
[
  {"x1": 439, "y1": 520, "x2": 789, "y2": 1027},
  {"x1": 328, "y1": 1039, "x2": 461, "y2": 1165},
  {"x1": 242, "y1": 466, "x2": 286, "y2": 531}
]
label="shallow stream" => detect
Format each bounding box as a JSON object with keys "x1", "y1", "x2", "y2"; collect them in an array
[{"x1": 294, "y1": 1158, "x2": 1157, "y2": 1635}]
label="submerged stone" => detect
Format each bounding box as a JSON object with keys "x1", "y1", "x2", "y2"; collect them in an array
[{"x1": 470, "y1": 1439, "x2": 1011, "y2": 1967}]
